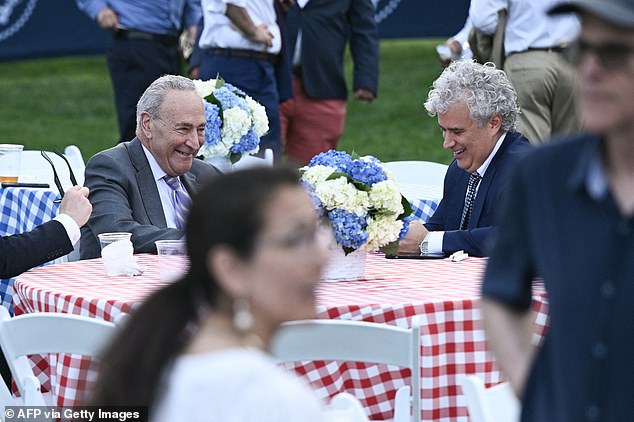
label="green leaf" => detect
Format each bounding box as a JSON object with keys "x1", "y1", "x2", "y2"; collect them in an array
[
  {"x1": 325, "y1": 172, "x2": 372, "y2": 192},
  {"x1": 216, "y1": 74, "x2": 225, "y2": 89},
  {"x1": 229, "y1": 152, "x2": 241, "y2": 164},
  {"x1": 343, "y1": 246, "x2": 356, "y2": 255},
  {"x1": 398, "y1": 194, "x2": 414, "y2": 219},
  {"x1": 380, "y1": 241, "x2": 400, "y2": 256}
]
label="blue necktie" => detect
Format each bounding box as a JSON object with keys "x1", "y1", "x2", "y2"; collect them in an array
[
  {"x1": 163, "y1": 176, "x2": 192, "y2": 230},
  {"x1": 460, "y1": 173, "x2": 482, "y2": 230}
]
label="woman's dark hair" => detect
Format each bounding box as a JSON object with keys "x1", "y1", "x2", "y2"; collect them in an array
[{"x1": 90, "y1": 166, "x2": 301, "y2": 412}]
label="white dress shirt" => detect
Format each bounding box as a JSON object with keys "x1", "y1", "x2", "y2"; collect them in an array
[
  {"x1": 199, "y1": 0, "x2": 281, "y2": 54},
  {"x1": 142, "y1": 146, "x2": 180, "y2": 230},
  {"x1": 470, "y1": 0, "x2": 580, "y2": 55}
]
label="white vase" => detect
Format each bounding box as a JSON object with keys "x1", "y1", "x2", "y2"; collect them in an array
[
  {"x1": 204, "y1": 155, "x2": 233, "y2": 173},
  {"x1": 321, "y1": 247, "x2": 367, "y2": 282}
]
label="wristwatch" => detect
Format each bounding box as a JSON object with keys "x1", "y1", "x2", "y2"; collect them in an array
[{"x1": 419, "y1": 234, "x2": 430, "y2": 256}]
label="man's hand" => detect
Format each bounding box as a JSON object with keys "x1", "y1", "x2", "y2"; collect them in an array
[
  {"x1": 354, "y1": 89, "x2": 375, "y2": 103},
  {"x1": 96, "y1": 6, "x2": 119, "y2": 30},
  {"x1": 397, "y1": 220, "x2": 429, "y2": 254},
  {"x1": 59, "y1": 186, "x2": 92, "y2": 228},
  {"x1": 250, "y1": 24, "x2": 273, "y2": 48}
]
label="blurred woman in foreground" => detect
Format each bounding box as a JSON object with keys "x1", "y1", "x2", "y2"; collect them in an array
[{"x1": 91, "y1": 167, "x2": 331, "y2": 421}]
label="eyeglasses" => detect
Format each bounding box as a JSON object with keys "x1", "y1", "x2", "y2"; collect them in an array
[
  {"x1": 40, "y1": 150, "x2": 78, "y2": 203},
  {"x1": 576, "y1": 40, "x2": 634, "y2": 69}
]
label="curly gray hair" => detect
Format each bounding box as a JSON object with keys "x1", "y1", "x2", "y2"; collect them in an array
[{"x1": 424, "y1": 60, "x2": 520, "y2": 132}]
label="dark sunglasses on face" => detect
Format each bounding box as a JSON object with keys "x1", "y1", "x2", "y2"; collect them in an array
[{"x1": 575, "y1": 40, "x2": 634, "y2": 69}]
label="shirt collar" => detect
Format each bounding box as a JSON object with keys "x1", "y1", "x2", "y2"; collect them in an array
[
  {"x1": 141, "y1": 144, "x2": 168, "y2": 182},
  {"x1": 475, "y1": 132, "x2": 507, "y2": 177},
  {"x1": 567, "y1": 134, "x2": 608, "y2": 201}
]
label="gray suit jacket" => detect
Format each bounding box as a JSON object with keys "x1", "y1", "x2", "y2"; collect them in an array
[{"x1": 80, "y1": 138, "x2": 221, "y2": 259}]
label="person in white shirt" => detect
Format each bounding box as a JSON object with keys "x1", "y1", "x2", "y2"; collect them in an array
[
  {"x1": 198, "y1": 0, "x2": 285, "y2": 159},
  {"x1": 470, "y1": 0, "x2": 582, "y2": 144},
  {"x1": 90, "y1": 167, "x2": 334, "y2": 421}
]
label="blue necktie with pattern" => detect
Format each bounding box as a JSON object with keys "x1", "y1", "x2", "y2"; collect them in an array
[
  {"x1": 163, "y1": 176, "x2": 192, "y2": 230},
  {"x1": 460, "y1": 172, "x2": 482, "y2": 230}
]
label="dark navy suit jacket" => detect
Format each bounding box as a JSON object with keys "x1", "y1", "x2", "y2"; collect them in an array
[
  {"x1": 0, "y1": 220, "x2": 72, "y2": 279},
  {"x1": 425, "y1": 131, "x2": 531, "y2": 256},
  {"x1": 283, "y1": 0, "x2": 378, "y2": 100}
]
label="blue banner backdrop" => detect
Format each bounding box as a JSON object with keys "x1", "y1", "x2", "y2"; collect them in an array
[{"x1": 0, "y1": 0, "x2": 469, "y2": 62}]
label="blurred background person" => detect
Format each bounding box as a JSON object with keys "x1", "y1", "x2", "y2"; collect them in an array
[
  {"x1": 481, "y1": 0, "x2": 634, "y2": 420},
  {"x1": 80, "y1": 75, "x2": 221, "y2": 259},
  {"x1": 470, "y1": 0, "x2": 581, "y2": 144},
  {"x1": 198, "y1": 0, "x2": 284, "y2": 159},
  {"x1": 90, "y1": 167, "x2": 332, "y2": 420},
  {"x1": 437, "y1": 14, "x2": 473, "y2": 68},
  {"x1": 76, "y1": 0, "x2": 201, "y2": 144},
  {"x1": 280, "y1": 0, "x2": 379, "y2": 166}
]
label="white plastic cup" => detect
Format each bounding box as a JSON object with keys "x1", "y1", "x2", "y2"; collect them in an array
[
  {"x1": 155, "y1": 239, "x2": 188, "y2": 282},
  {"x1": 98, "y1": 232, "x2": 133, "y2": 276},
  {"x1": 0, "y1": 144, "x2": 24, "y2": 183}
]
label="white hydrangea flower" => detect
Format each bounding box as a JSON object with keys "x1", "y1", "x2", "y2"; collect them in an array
[
  {"x1": 369, "y1": 180, "x2": 404, "y2": 214},
  {"x1": 199, "y1": 140, "x2": 231, "y2": 158},
  {"x1": 193, "y1": 79, "x2": 217, "y2": 98},
  {"x1": 301, "y1": 165, "x2": 335, "y2": 186},
  {"x1": 315, "y1": 177, "x2": 369, "y2": 215},
  {"x1": 246, "y1": 96, "x2": 269, "y2": 137},
  {"x1": 222, "y1": 107, "x2": 251, "y2": 144},
  {"x1": 362, "y1": 215, "x2": 403, "y2": 251}
]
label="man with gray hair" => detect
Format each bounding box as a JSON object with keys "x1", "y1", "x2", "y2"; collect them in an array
[
  {"x1": 80, "y1": 75, "x2": 221, "y2": 259},
  {"x1": 398, "y1": 60, "x2": 531, "y2": 257}
]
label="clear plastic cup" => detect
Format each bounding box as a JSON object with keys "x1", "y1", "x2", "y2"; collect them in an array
[
  {"x1": 0, "y1": 144, "x2": 24, "y2": 183},
  {"x1": 155, "y1": 239, "x2": 188, "y2": 283},
  {"x1": 98, "y1": 232, "x2": 133, "y2": 276}
]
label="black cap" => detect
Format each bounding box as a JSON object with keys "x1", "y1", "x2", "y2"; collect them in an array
[{"x1": 549, "y1": 0, "x2": 634, "y2": 28}]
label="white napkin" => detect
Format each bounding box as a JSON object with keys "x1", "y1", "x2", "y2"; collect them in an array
[
  {"x1": 324, "y1": 393, "x2": 369, "y2": 422},
  {"x1": 101, "y1": 240, "x2": 144, "y2": 276}
]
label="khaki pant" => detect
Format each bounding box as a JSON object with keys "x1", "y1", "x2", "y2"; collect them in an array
[{"x1": 504, "y1": 50, "x2": 581, "y2": 144}]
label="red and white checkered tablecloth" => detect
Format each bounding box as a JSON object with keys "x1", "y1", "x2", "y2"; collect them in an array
[{"x1": 14, "y1": 253, "x2": 548, "y2": 421}]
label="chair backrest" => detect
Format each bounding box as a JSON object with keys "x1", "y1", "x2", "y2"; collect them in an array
[
  {"x1": 271, "y1": 317, "x2": 421, "y2": 422},
  {"x1": 232, "y1": 148, "x2": 274, "y2": 171},
  {"x1": 0, "y1": 310, "x2": 117, "y2": 406},
  {"x1": 17, "y1": 147, "x2": 85, "y2": 190},
  {"x1": 383, "y1": 161, "x2": 448, "y2": 188},
  {"x1": 459, "y1": 375, "x2": 520, "y2": 422}
]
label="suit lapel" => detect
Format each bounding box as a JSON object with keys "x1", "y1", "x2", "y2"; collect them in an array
[
  {"x1": 126, "y1": 138, "x2": 168, "y2": 228},
  {"x1": 470, "y1": 133, "x2": 515, "y2": 226}
]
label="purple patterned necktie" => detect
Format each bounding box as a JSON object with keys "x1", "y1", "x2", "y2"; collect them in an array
[
  {"x1": 163, "y1": 176, "x2": 192, "y2": 230},
  {"x1": 460, "y1": 172, "x2": 482, "y2": 230}
]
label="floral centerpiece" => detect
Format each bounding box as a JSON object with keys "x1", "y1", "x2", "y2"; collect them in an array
[
  {"x1": 193, "y1": 77, "x2": 269, "y2": 164},
  {"x1": 301, "y1": 150, "x2": 413, "y2": 257}
]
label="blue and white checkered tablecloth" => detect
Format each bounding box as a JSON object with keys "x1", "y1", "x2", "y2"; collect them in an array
[
  {"x1": 0, "y1": 187, "x2": 60, "y2": 313},
  {"x1": 400, "y1": 182, "x2": 442, "y2": 223}
]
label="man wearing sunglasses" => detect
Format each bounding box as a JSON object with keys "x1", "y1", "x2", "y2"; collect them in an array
[
  {"x1": 79, "y1": 75, "x2": 221, "y2": 260},
  {"x1": 0, "y1": 186, "x2": 91, "y2": 279},
  {"x1": 481, "y1": 0, "x2": 634, "y2": 420}
]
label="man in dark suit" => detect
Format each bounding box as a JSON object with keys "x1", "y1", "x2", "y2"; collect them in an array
[
  {"x1": 1, "y1": 186, "x2": 91, "y2": 278},
  {"x1": 399, "y1": 60, "x2": 531, "y2": 257},
  {"x1": 280, "y1": 0, "x2": 379, "y2": 166},
  {"x1": 80, "y1": 75, "x2": 221, "y2": 259}
]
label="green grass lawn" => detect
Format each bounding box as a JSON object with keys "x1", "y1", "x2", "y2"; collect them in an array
[{"x1": 0, "y1": 38, "x2": 451, "y2": 165}]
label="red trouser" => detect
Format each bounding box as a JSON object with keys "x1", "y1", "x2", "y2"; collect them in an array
[{"x1": 280, "y1": 77, "x2": 347, "y2": 166}]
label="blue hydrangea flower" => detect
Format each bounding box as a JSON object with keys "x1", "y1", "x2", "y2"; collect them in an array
[
  {"x1": 213, "y1": 86, "x2": 248, "y2": 112},
  {"x1": 350, "y1": 157, "x2": 387, "y2": 186},
  {"x1": 232, "y1": 129, "x2": 259, "y2": 154},
  {"x1": 308, "y1": 150, "x2": 355, "y2": 174},
  {"x1": 223, "y1": 82, "x2": 246, "y2": 96},
  {"x1": 398, "y1": 215, "x2": 413, "y2": 240},
  {"x1": 204, "y1": 101, "x2": 222, "y2": 147},
  {"x1": 328, "y1": 208, "x2": 368, "y2": 249}
]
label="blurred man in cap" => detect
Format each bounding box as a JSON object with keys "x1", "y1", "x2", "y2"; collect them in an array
[{"x1": 481, "y1": 0, "x2": 634, "y2": 420}]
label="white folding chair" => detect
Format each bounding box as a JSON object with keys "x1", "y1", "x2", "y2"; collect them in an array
[
  {"x1": 232, "y1": 148, "x2": 274, "y2": 171},
  {"x1": 18, "y1": 147, "x2": 85, "y2": 191},
  {"x1": 459, "y1": 375, "x2": 520, "y2": 422},
  {"x1": 0, "y1": 309, "x2": 117, "y2": 408},
  {"x1": 271, "y1": 317, "x2": 421, "y2": 422},
  {"x1": 383, "y1": 161, "x2": 448, "y2": 187}
]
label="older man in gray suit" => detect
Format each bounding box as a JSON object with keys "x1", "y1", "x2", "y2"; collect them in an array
[{"x1": 80, "y1": 75, "x2": 221, "y2": 259}]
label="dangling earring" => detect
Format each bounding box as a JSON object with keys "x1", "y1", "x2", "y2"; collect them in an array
[{"x1": 233, "y1": 298, "x2": 253, "y2": 333}]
